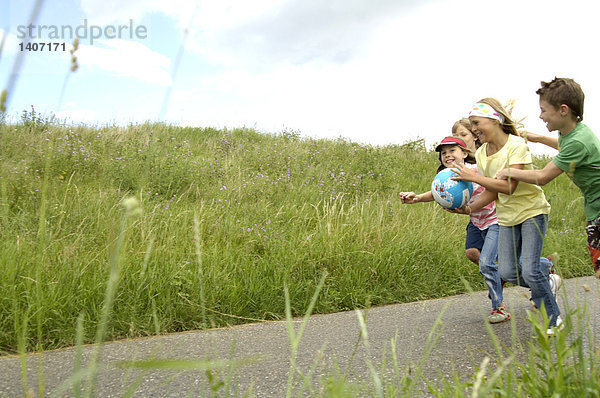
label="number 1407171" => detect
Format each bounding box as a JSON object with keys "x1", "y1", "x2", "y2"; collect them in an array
[{"x1": 19, "y1": 42, "x2": 67, "y2": 51}]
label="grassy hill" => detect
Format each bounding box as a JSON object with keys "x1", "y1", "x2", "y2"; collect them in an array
[{"x1": 0, "y1": 115, "x2": 591, "y2": 353}]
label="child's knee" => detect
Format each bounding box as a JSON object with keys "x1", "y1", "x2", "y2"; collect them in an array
[
  {"x1": 465, "y1": 248, "x2": 480, "y2": 264},
  {"x1": 479, "y1": 254, "x2": 496, "y2": 274},
  {"x1": 521, "y1": 264, "x2": 545, "y2": 284},
  {"x1": 498, "y1": 265, "x2": 512, "y2": 282}
]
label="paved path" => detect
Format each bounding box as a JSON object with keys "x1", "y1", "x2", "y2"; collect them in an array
[{"x1": 1, "y1": 276, "x2": 599, "y2": 397}]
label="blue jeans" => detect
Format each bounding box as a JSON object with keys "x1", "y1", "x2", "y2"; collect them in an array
[
  {"x1": 478, "y1": 224, "x2": 503, "y2": 309},
  {"x1": 498, "y1": 214, "x2": 560, "y2": 326}
]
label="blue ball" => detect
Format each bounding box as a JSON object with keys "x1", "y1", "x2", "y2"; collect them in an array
[{"x1": 431, "y1": 168, "x2": 474, "y2": 209}]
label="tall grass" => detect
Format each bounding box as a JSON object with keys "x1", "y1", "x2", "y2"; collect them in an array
[
  {"x1": 0, "y1": 116, "x2": 597, "y2": 397},
  {"x1": 0, "y1": 116, "x2": 590, "y2": 354}
]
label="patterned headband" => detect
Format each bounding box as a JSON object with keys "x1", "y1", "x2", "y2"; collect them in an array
[{"x1": 468, "y1": 103, "x2": 504, "y2": 123}]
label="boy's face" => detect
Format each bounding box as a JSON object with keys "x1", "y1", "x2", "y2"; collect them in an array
[
  {"x1": 440, "y1": 145, "x2": 467, "y2": 168},
  {"x1": 539, "y1": 99, "x2": 566, "y2": 133}
]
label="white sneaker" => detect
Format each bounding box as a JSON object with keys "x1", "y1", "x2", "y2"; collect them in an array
[
  {"x1": 549, "y1": 274, "x2": 562, "y2": 298},
  {"x1": 547, "y1": 315, "x2": 564, "y2": 337}
]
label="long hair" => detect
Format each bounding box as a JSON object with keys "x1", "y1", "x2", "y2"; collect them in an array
[{"x1": 478, "y1": 97, "x2": 519, "y2": 136}]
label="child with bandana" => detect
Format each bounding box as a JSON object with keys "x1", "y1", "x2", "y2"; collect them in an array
[
  {"x1": 453, "y1": 99, "x2": 563, "y2": 336},
  {"x1": 496, "y1": 78, "x2": 600, "y2": 277}
]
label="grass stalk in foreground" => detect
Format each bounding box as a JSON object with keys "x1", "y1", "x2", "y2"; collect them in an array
[
  {"x1": 194, "y1": 211, "x2": 208, "y2": 328},
  {"x1": 82, "y1": 197, "x2": 141, "y2": 397},
  {"x1": 284, "y1": 271, "x2": 328, "y2": 398},
  {"x1": 1, "y1": 0, "x2": 45, "y2": 114}
]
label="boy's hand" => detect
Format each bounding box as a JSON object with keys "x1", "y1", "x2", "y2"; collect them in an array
[
  {"x1": 495, "y1": 168, "x2": 510, "y2": 180},
  {"x1": 451, "y1": 163, "x2": 477, "y2": 182},
  {"x1": 400, "y1": 192, "x2": 418, "y2": 204},
  {"x1": 517, "y1": 130, "x2": 540, "y2": 143}
]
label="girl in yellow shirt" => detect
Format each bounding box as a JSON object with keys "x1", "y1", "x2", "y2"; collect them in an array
[{"x1": 453, "y1": 98, "x2": 562, "y2": 336}]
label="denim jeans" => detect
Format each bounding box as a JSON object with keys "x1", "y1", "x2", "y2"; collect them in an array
[
  {"x1": 498, "y1": 214, "x2": 560, "y2": 326},
  {"x1": 478, "y1": 224, "x2": 502, "y2": 309}
]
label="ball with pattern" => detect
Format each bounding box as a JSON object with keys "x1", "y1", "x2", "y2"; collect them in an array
[{"x1": 431, "y1": 168, "x2": 473, "y2": 210}]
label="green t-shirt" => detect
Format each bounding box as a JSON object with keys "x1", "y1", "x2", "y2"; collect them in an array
[{"x1": 553, "y1": 123, "x2": 600, "y2": 221}]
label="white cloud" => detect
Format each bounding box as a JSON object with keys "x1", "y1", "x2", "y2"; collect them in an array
[
  {"x1": 182, "y1": 0, "x2": 436, "y2": 69},
  {"x1": 77, "y1": 39, "x2": 171, "y2": 86},
  {"x1": 63, "y1": 0, "x2": 600, "y2": 154},
  {"x1": 54, "y1": 107, "x2": 100, "y2": 124},
  {"x1": 80, "y1": 0, "x2": 432, "y2": 67},
  {"x1": 79, "y1": 0, "x2": 200, "y2": 27},
  {"x1": 194, "y1": 0, "x2": 425, "y2": 67},
  {"x1": 78, "y1": 0, "x2": 162, "y2": 25}
]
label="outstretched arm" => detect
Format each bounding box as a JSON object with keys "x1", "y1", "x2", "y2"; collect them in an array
[
  {"x1": 400, "y1": 191, "x2": 433, "y2": 204},
  {"x1": 496, "y1": 161, "x2": 563, "y2": 186},
  {"x1": 520, "y1": 131, "x2": 559, "y2": 150},
  {"x1": 453, "y1": 163, "x2": 522, "y2": 195}
]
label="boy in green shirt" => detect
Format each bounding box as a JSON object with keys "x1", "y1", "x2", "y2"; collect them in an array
[{"x1": 496, "y1": 77, "x2": 600, "y2": 276}]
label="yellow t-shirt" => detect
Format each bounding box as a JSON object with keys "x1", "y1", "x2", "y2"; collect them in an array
[{"x1": 475, "y1": 134, "x2": 550, "y2": 226}]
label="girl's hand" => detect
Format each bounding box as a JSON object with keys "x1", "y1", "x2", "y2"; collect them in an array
[
  {"x1": 451, "y1": 163, "x2": 477, "y2": 182},
  {"x1": 400, "y1": 192, "x2": 418, "y2": 204},
  {"x1": 447, "y1": 205, "x2": 471, "y2": 215}
]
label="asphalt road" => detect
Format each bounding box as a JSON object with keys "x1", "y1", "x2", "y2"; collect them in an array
[{"x1": 1, "y1": 276, "x2": 598, "y2": 397}]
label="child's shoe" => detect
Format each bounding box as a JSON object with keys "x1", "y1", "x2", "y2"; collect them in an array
[
  {"x1": 488, "y1": 303, "x2": 511, "y2": 324},
  {"x1": 549, "y1": 274, "x2": 562, "y2": 298},
  {"x1": 547, "y1": 315, "x2": 564, "y2": 337},
  {"x1": 530, "y1": 270, "x2": 562, "y2": 309}
]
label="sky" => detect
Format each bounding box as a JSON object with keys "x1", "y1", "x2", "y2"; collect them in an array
[{"x1": 2, "y1": 0, "x2": 600, "y2": 154}]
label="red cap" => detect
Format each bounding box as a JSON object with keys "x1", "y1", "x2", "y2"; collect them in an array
[{"x1": 435, "y1": 136, "x2": 468, "y2": 152}]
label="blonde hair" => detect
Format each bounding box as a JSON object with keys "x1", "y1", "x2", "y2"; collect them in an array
[
  {"x1": 477, "y1": 98, "x2": 519, "y2": 136},
  {"x1": 451, "y1": 118, "x2": 471, "y2": 135},
  {"x1": 451, "y1": 118, "x2": 480, "y2": 149}
]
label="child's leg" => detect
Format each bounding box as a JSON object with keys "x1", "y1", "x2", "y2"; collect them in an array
[
  {"x1": 465, "y1": 221, "x2": 484, "y2": 265},
  {"x1": 587, "y1": 217, "x2": 600, "y2": 274},
  {"x1": 520, "y1": 214, "x2": 561, "y2": 326},
  {"x1": 540, "y1": 256, "x2": 552, "y2": 278},
  {"x1": 498, "y1": 225, "x2": 524, "y2": 286},
  {"x1": 479, "y1": 224, "x2": 503, "y2": 309}
]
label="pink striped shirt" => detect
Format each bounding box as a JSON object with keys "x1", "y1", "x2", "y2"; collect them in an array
[{"x1": 465, "y1": 163, "x2": 497, "y2": 230}]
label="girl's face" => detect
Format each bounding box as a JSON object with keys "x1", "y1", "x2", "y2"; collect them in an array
[
  {"x1": 440, "y1": 145, "x2": 468, "y2": 168},
  {"x1": 453, "y1": 125, "x2": 477, "y2": 152},
  {"x1": 469, "y1": 116, "x2": 499, "y2": 143}
]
